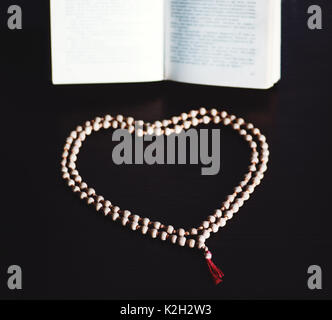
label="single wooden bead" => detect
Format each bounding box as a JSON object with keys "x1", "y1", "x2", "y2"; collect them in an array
[
  {"x1": 213, "y1": 116, "x2": 221, "y2": 124},
  {"x1": 178, "y1": 236, "x2": 186, "y2": 246},
  {"x1": 242, "y1": 191, "x2": 250, "y2": 200},
  {"x1": 79, "y1": 132, "x2": 86, "y2": 141},
  {"x1": 154, "y1": 127, "x2": 162, "y2": 136},
  {"x1": 214, "y1": 209, "x2": 222, "y2": 218},
  {"x1": 217, "y1": 217, "x2": 227, "y2": 227},
  {"x1": 233, "y1": 123, "x2": 240, "y2": 130},
  {"x1": 150, "y1": 229, "x2": 158, "y2": 238},
  {"x1": 126, "y1": 117, "x2": 134, "y2": 125},
  {"x1": 181, "y1": 112, "x2": 188, "y2": 120},
  {"x1": 250, "y1": 141, "x2": 257, "y2": 148},
  {"x1": 142, "y1": 218, "x2": 150, "y2": 226},
  {"x1": 199, "y1": 107, "x2": 207, "y2": 115},
  {"x1": 154, "y1": 120, "x2": 162, "y2": 128},
  {"x1": 61, "y1": 166, "x2": 68, "y2": 173},
  {"x1": 112, "y1": 206, "x2": 120, "y2": 213},
  {"x1": 188, "y1": 239, "x2": 195, "y2": 248},
  {"x1": 74, "y1": 175, "x2": 82, "y2": 183},
  {"x1": 141, "y1": 225, "x2": 148, "y2": 234},
  {"x1": 203, "y1": 115, "x2": 210, "y2": 124},
  {"x1": 105, "y1": 115, "x2": 112, "y2": 122},
  {"x1": 210, "y1": 108, "x2": 217, "y2": 116},
  {"x1": 112, "y1": 212, "x2": 119, "y2": 221},
  {"x1": 136, "y1": 128, "x2": 143, "y2": 137},
  {"x1": 154, "y1": 221, "x2": 161, "y2": 229},
  {"x1": 232, "y1": 203, "x2": 239, "y2": 213},
  {"x1": 87, "y1": 188, "x2": 95, "y2": 196},
  {"x1": 183, "y1": 121, "x2": 191, "y2": 129},
  {"x1": 72, "y1": 146, "x2": 79, "y2": 155},
  {"x1": 202, "y1": 230, "x2": 210, "y2": 239},
  {"x1": 190, "y1": 228, "x2": 198, "y2": 235},
  {"x1": 225, "y1": 210, "x2": 233, "y2": 219},
  {"x1": 160, "y1": 231, "x2": 167, "y2": 241},
  {"x1": 208, "y1": 215, "x2": 216, "y2": 223},
  {"x1": 122, "y1": 210, "x2": 130, "y2": 218},
  {"x1": 80, "y1": 182, "x2": 87, "y2": 190},
  {"x1": 223, "y1": 118, "x2": 231, "y2": 125},
  {"x1": 131, "y1": 222, "x2": 138, "y2": 231},
  {"x1": 69, "y1": 154, "x2": 77, "y2": 162},
  {"x1": 104, "y1": 200, "x2": 112, "y2": 207},
  {"x1": 220, "y1": 111, "x2": 227, "y2": 118},
  {"x1": 236, "y1": 198, "x2": 244, "y2": 207},
  {"x1": 112, "y1": 120, "x2": 118, "y2": 129},
  {"x1": 222, "y1": 201, "x2": 230, "y2": 210},
  {"x1": 170, "y1": 235, "x2": 177, "y2": 244},
  {"x1": 172, "y1": 116, "x2": 179, "y2": 124},
  {"x1": 85, "y1": 126, "x2": 92, "y2": 135},
  {"x1": 192, "y1": 118, "x2": 199, "y2": 126},
  {"x1": 211, "y1": 224, "x2": 219, "y2": 233},
  {"x1": 121, "y1": 217, "x2": 129, "y2": 226},
  {"x1": 95, "y1": 203, "x2": 103, "y2": 211},
  {"x1": 68, "y1": 162, "x2": 75, "y2": 169},
  {"x1": 197, "y1": 241, "x2": 205, "y2": 249},
  {"x1": 97, "y1": 196, "x2": 104, "y2": 202},
  {"x1": 103, "y1": 207, "x2": 111, "y2": 215},
  {"x1": 178, "y1": 228, "x2": 185, "y2": 236},
  {"x1": 261, "y1": 142, "x2": 269, "y2": 150},
  {"x1": 62, "y1": 172, "x2": 70, "y2": 180},
  {"x1": 259, "y1": 135, "x2": 266, "y2": 142},
  {"x1": 132, "y1": 215, "x2": 140, "y2": 223},
  {"x1": 147, "y1": 126, "x2": 154, "y2": 135},
  {"x1": 70, "y1": 131, "x2": 77, "y2": 139},
  {"x1": 66, "y1": 137, "x2": 73, "y2": 144},
  {"x1": 202, "y1": 221, "x2": 209, "y2": 228},
  {"x1": 72, "y1": 186, "x2": 80, "y2": 193},
  {"x1": 247, "y1": 185, "x2": 255, "y2": 193},
  {"x1": 103, "y1": 120, "x2": 110, "y2": 129},
  {"x1": 167, "y1": 225, "x2": 174, "y2": 234},
  {"x1": 80, "y1": 192, "x2": 87, "y2": 199},
  {"x1": 237, "y1": 118, "x2": 244, "y2": 125},
  {"x1": 87, "y1": 197, "x2": 94, "y2": 205},
  {"x1": 175, "y1": 125, "x2": 182, "y2": 134},
  {"x1": 197, "y1": 235, "x2": 205, "y2": 243}
]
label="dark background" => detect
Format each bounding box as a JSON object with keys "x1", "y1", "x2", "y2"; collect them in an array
[{"x1": 0, "y1": 0, "x2": 331, "y2": 299}]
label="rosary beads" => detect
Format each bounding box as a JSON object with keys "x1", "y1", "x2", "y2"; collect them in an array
[{"x1": 61, "y1": 108, "x2": 269, "y2": 284}]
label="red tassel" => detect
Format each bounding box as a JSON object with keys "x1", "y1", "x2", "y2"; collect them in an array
[{"x1": 205, "y1": 251, "x2": 224, "y2": 285}]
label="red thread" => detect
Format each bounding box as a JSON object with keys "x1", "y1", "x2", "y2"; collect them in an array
[{"x1": 205, "y1": 251, "x2": 224, "y2": 285}]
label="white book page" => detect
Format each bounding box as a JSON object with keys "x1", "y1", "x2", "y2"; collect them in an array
[
  {"x1": 165, "y1": 0, "x2": 273, "y2": 89},
  {"x1": 50, "y1": 0, "x2": 164, "y2": 84}
]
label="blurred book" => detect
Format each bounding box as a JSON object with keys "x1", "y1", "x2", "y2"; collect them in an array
[{"x1": 50, "y1": 0, "x2": 281, "y2": 89}]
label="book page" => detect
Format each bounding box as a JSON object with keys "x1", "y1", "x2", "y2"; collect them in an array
[
  {"x1": 165, "y1": 0, "x2": 275, "y2": 89},
  {"x1": 50, "y1": 0, "x2": 164, "y2": 84}
]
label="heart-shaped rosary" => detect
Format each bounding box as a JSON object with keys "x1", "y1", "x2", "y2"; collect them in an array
[{"x1": 61, "y1": 108, "x2": 269, "y2": 285}]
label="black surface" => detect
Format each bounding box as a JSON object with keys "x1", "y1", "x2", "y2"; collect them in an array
[{"x1": 0, "y1": 0, "x2": 331, "y2": 299}]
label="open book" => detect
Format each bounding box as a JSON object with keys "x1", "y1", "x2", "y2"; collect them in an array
[{"x1": 50, "y1": 0, "x2": 281, "y2": 89}]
